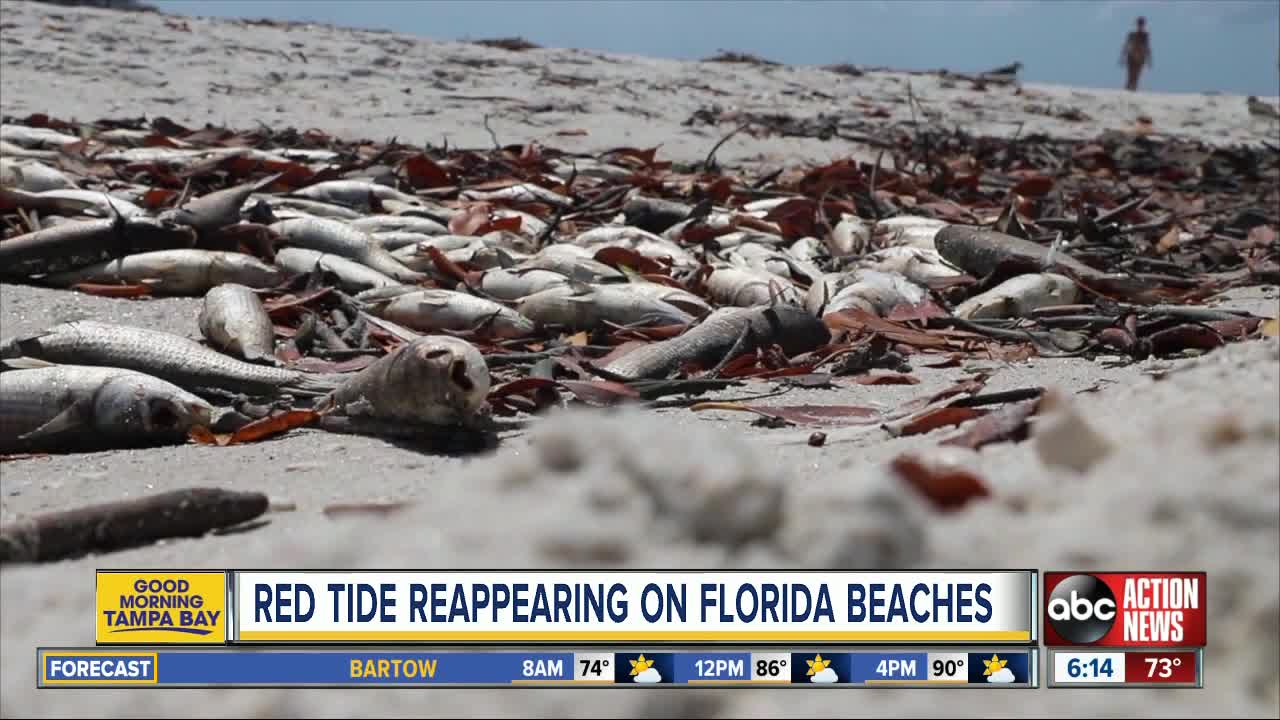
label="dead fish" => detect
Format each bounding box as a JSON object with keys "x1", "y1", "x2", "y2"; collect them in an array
[
  {"x1": 935, "y1": 225, "x2": 1103, "y2": 280},
  {"x1": 1, "y1": 321, "x2": 341, "y2": 398},
  {"x1": 389, "y1": 236, "x2": 486, "y2": 270},
  {"x1": 705, "y1": 266, "x2": 804, "y2": 307},
  {"x1": 94, "y1": 147, "x2": 229, "y2": 167},
  {"x1": 353, "y1": 284, "x2": 422, "y2": 303},
  {"x1": 0, "y1": 124, "x2": 80, "y2": 149},
  {"x1": 0, "y1": 187, "x2": 148, "y2": 218},
  {"x1": 524, "y1": 244, "x2": 627, "y2": 283},
  {"x1": 623, "y1": 195, "x2": 694, "y2": 233},
  {"x1": 160, "y1": 173, "x2": 283, "y2": 238},
  {"x1": 823, "y1": 270, "x2": 927, "y2": 317},
  {"x1": 320, "y1": 335, "x2": 489, "y2": 426},
  {"x1": 805, "y1": 273, "x2": 859, "y2": 316},
  {"x1": 275, "y1": 247, "x2": 400, "y2": 293},
  {"x1": 572, "y1": 225, "x2": 700, "y2": 268},
  {"x1": 351, "y1": 214, "x2": 449, "y2": 236},
  {"x1": 198, "y1": 284, "x2": 278, "y2": 364},
  {"x1": 0, "y1": 139, "x2": 60, "y2": 160},
  {"x1": 0, "y1": 158, "x2": 76, "y2": 192},
  {"x1": 554, "y1": 157, "x2": 633, "y2": 181},
  {"x1": 0, "y1": 216, "x2": 197, "y2": 277},
  {"x1": 878, "y1": 215, "x2": 949, "y2": 250},
  {"x1": 270, "y1": 216, "x2": 425, "y2": 283},
  {"x1": 475, "y1": 267, "x2": 569, "y2": 301},
  {"x1": 704, "y1": 230, "x2": 789, "y2": 250},
  {"x1": 855, "y1": 246, "x2": 964, "y2": 286},
  {"x1": 517, "y1": 284, "x2": 694, "y2": 330},
  {"x1": 605, "y1": 305, "x2": 831, "y2": 380},
  {"x1": 726, "y1": 243, "x2": 822, "y2": 285},
  {"x1": 255, "y1": 196, "x2": 364, "y2": 220},
  {"x1": 787, "y1": 236, "x2": 827, "y2": 264},
  {"x1": 95, "y1": 127, "x2": 159, "y2": 147},
  {"x1": 0, "y1": 365, "x2": 213, "y2": 453},
  {"x1": 373, "y1": 231, "x2": 462, "y2": 252},
  {"x1": 365, "y1": 289, "x2": 535, "y2": 338},
  {"x1": 954, "y1": 273, "x2": 1079, "y2": 319},
  {"x1": 622, "y1": 281, "x2": 714, "y2": 317},
  {"x1": 461, "y1": 183, "x2": 572, "y2": 207},
  {"x1": 827, "y1": 214, "x2": 871, "y2": 257},
  {"x1": 45, "y1": 250, "x2": 283, "y2": 295},
  {"x1": 290, "y1": 180, "x2": 420, "y2": 211}
]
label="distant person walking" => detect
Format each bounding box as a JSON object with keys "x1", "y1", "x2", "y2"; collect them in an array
[{"x1": 1120, "y1": 17, "x2": 1153, "y2": 91}]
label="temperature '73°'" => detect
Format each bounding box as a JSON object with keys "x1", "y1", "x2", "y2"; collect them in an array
[{"x1": 1146, "y1": 656, "x2": 1182, "y2": 679}]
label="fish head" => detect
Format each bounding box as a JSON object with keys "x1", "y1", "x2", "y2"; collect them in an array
[
  {"x1": 410, "y1": 337, "x2": 491, "y2": 419},
  {"x1": 95, "y1": 375, "x2": 214, "y2": 437}
]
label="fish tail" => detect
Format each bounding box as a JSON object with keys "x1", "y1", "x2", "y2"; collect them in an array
[{"x1": 282, "y1": 372, "x2": 348, "y2": 398}]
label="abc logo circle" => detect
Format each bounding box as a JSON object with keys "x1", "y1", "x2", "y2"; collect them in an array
[{"x1": 1047, "y1": 574, "x2": 1116, "y2": 644}]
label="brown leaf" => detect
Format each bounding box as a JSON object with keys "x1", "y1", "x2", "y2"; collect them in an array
[
  {"x1": 141, "y1": 187, "x2": 180, "y2": 210},
  {"x1": 1147, "y1": 324, "x2": 1224, "y2": 356},
  {"x1": 1010, "y1": 174, "x2": 1055, "y2": 197},
  {"x1": 1155, "y1": 226, "x2": 1182, "y2": 255},
  {"x1": 940, "y1": 398, "x2": 1041, "y2": 449},
  {"x1": 896, "y1": 406, "x2": 987, "y2": 436},
  {"x1": 593, "y1": 246, "x2": 668, "y2": 275},
  {"x1": 558, "y1": 379, "x2": 641, "y2": 406},
  {"x1": 762, "y1": 197, "x2": 816, "y2": 239},
  {"x1": 479, "y1": 215, "x2": 523, "y2": 235},
  {"x1": 690, "y1": 402, "x2": 882, "y2": 426},
  {"x1": 263, "y1": 287, "x2": 333, "y2": 316},
  {"x1": 922, "y1": 354, "x2": 964, "y2": 368},
  {"x1": 851, "y1": 372, "x2": 921, "y2": 386},
  {"x1": 824, "y1": 309, "x2": 951, "y2": 348},
  {"x1": 402, "y1": 153, "x2": 451, "y2": 189},
  {"x1": 891, "y1": 453, "x2": 990, "y2": 511},
  {"x1": 223, "y1": 410, "x2": 319, "y2": 444},
  {"x1": 422, "y1": 245, "x2": 469, "y2": 285},
  {"x1": 488, "y1": 376, "x2": 560, "y2": 400},
  {"x1": 71, "y1": 283, "x2": 153, "y2": 298},
  {"x1": 188, "y1": 426, "x2": 225, "y2": 446}
]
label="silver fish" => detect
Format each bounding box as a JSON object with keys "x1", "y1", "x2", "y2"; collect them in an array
[
  {"x1": 321, "y1": 335, "x2": 489, "y2": 426},
  {"x1": 373, "y1": 231, "x2": 456, "y2": 252},
  {"x1": 366, "y1": 289, "x2": 535, "y2": 338},
  {"x1": 954, "y1": 273, "x2": 1078, "y2": 319},
  {"x1": 475, "y1": 268, "x2": 569, "y2": 301},
  {"x1": 878, "y1": 215, "x2": 948, "y2": 250},
  {"x1": 1, "y1": 321, "x2": 340, "y2": 397},
  {"x1": 0, "y1": 139, "x2": 60, "y2": 160},
  {"x1": 705, "y1": 266, "x2": 804, "y2": 307},
  {"x1": 461, "y1": 183, "x2": 572, "y2": 207},
  {"x1": 0, "y1": 216, "x2": 197, "y2": 277},
  {"x1": 254, "y1": 196, "x2": 364, "y2": 220},
  {"x1": 350, "y1": 214, "x2": 449, "y2": 236},
  {"x1": 827, "y1": 214, "x2": 871, "y2": 257},
  {"x1": 270, "y1": 216, "x2": 425, "y2": 283},
  {"x1": 159, "y1": 173, "x2": 282, "y2": 237},
  {"x1": 290, "y1": 180, "x2": 420, "y2": 211},
  {"x1": 198, "y1": 284, "x2": 278, "y2": 364},
  {"x1": 0, "y1": 187, "x2": 147, "y2": 218},
  {"x1": 389, "y1": 236, "x2": 485, "y2": 270},
  {"x1": 0, "y1": 158, "x2": 76, "y2": 192},
  {"x1": 517, "y1": 284, "x2": 694, "y2": 330},
  {"x1": 0, "y1": 365, "x2": 213, "y2": 453},
  {"x1": 45, "y1": 250, "x2": 283, "y2": 296},
  {"x1": 855, "y1": 246, "x2": 964, "y2": 287},
  {"x1": 0, "y1": 124, "x2": 80, "y2": 149},
  {"x1": 571, "y1": 226, "x2": 700, "y2": 269},
  {"x1": 726, "y1": 243, "x2": 822, "y2": 285},
  {"x1": 274, "y1": 247, "x2": 400, "y2": 293},
  {"x1": 623, "y1": 281, "x2": 714, "y2": 317},
  {"x1": 787, "y1": 236, "x2": 827, "y2": 264},
  {"x1": 524, "y1": 244, "x2": 627, "y2": 283},
  {"x1": 823, "y1": 270, "x2": 927, "y2": 317}
]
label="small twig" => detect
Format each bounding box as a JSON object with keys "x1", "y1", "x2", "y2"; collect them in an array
[
  {"x1": 705, "y1": 323, "x2": 753, "y2": 380},
  {"x1": 535, "y1": 162, "x2": 576, "y2": 250},
  {"x1": 1120, "y1": 200, "x2": 1263, "y2": 234},
  {"x1": 948, "y1": 387, "x2": 1045, "y2": 408},
  {"x1": 867, "y1": 148, "x2": 885, "y2": 221},
  {"x1": 482, "y1": 113, "x2": 501, "y2": 150},
  {"x1": 703, "y1": 122, "x2": 751, "y2": 173}
]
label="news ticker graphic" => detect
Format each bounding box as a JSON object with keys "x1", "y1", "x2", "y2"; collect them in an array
[
  {"x1": 95, "y1": 570, "x2": 1037, "y2": 645},
  {"x1": 1047, "y1": 650, "x2": 1202, "y2": 688},
  {"x1": 1042, "y1": 572, "x2": 1206, "y2": 648},
  {"x1": 37, "y1": 648, "x2": 1039, "y2": 688}
]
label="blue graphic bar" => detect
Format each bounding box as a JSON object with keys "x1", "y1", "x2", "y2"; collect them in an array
[{"x1": 37, "y1": 648, "x2": 1037, "y2": 687}]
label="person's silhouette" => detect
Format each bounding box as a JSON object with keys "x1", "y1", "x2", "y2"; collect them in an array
[{"x1": 1120, "y1": 17, "x2": 1153, "y2": 92}]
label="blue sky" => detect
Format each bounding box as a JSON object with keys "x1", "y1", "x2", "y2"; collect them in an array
[{"x1": 155, "y1": 1, "x2": 1280, "y2": 96}]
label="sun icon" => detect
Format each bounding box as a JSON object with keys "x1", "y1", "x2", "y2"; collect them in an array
[
  {"x1": 805, "y1": 654, "x2": 831, "y2": 677},
  {"x1": 982, "y1": 654, "x2": 1008, "y2": 677},
  {"x1": 629, "y1": 654, "x2": 655, "y2": 676}
]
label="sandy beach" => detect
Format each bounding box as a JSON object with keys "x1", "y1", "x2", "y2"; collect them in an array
[{"x1": 1, "y1": 2, "x2": 1278, "y2": 717}]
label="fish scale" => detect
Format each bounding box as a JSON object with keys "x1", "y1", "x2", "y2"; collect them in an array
[{"x1": 1, "y1": 321, "x2": 339, "y2": 398}]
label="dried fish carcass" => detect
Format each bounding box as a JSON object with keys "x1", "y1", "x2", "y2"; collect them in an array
[
  {"x1": 45, "y1": 250, "x2": 283, "y2": 295},
  {"x1": 954, "y1": 273, "x2": 1078, "y2": 319},
  {"x1": 365, "y1": 289, "x2": 535, "y2": 338},
  {"x1": 270, "y1": 216, "x2": 425, "y2": 283},
  {"x1": 198, "y1": 284, "x2": 278, "y2": 364},
  {"x1": 516, "y1": 283, "x2": 694, "y2": 330},
  {"x1": 705, "y1": 266, "x2": 804, "y2": 307},
  {"x1": 274, "y1": 247, "x2": 400, "y2": 293}
]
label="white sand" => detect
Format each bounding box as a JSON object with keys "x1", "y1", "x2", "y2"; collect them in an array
[{"x1": 1, "y1": 3, "x2": 1278, "y2": 717}]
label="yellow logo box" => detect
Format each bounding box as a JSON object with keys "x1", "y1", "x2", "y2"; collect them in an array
[{"x1": 96, "y1": 572, "x2": 227, "y2": 645}]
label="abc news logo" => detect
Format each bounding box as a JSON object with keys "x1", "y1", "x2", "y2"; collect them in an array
[{"x1": 1046, "y1": 574, "x2": 1116, "y2": 644}]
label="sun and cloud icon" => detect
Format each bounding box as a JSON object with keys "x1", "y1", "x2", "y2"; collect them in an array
[
  {"x1": 983, "y1": 654, "x2": 1015, "y2": 684},
  {"x1": 630, "y1": 654, "x2": 662, "y2": 684},
  {"x1": 806, "y1": 654, "x2": 839, "y2": 684}
]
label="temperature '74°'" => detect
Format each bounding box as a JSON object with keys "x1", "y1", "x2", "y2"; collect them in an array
[{"x1": 579, "y1": 659, "x2": 609, "y2": 677}]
